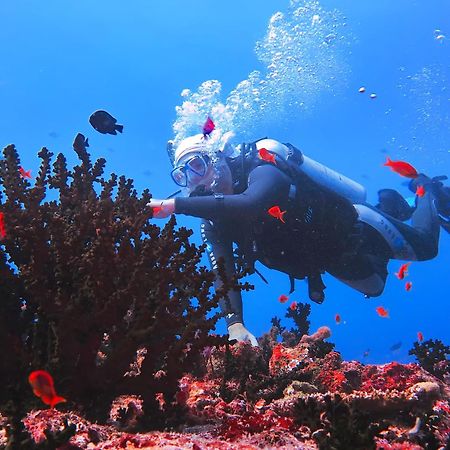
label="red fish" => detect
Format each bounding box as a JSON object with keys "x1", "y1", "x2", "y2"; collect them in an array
[
  {"x1": 376, "y1": 306, "x2": 389, "y2": 318},
  {"x1": 28, "y1": 370, "x2": 66, "y2": 408},
  {"x1": 278, "y1": 294, "x2": 289, "y2": 303},
  {"x1": 405, "y1": 281, "x2": 413, "y2": 291},
  {"x1": 416, "y1": 185, "x2": 425, "y2": 197},
  {"x1": 268, "y1": 205, "x2": 286, "y2": 223},
  {"x1": 289, "y1": 301, "x2": 297, "y2": 311},
  {"x1": 335, "y1": 314, "x2": 341, "y2": 324},
  {"x1": 19, "y1": 167, "x2": 32, "y2": 179},
  {"x1": 0, "y1": 212, "x2": 6, "y2": 239},
  {"x1": 202, "y1": 116, "x2": 215, "y2": 138},
  {"x1": 152, "y1": 205, "x2": 163, "y2": 215},
  {"x1": 258, "y1": 148, "x2": 277, "y2": 165},
  {"x1": 254, "y1": 398, "x2": 266, "y2": 410},
  {"x1": 383, "y1": 157, "x2": 418, "y2": 178},
  {"x1": 417, "y1": 331, "x2": 424, "y2": 342},
  {"x1": 395, "y1": 262, "x2": 411, "y2": 280}
]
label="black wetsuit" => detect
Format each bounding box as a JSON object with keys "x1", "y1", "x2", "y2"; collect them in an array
[{"x1": 175, "y1": 158, "x2": 440, "y2": 328}]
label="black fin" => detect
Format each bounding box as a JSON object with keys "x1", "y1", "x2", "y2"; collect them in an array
[
  {"x1": 116, "y1": 124, "x2": 124, "y2": 133},
  {"x1": 85, "y1": 137, "x2": 89, "y2": 147}
]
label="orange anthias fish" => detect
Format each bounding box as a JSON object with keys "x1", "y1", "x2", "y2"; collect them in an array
[
  {"x1": 289, "y1": 301, "x2": 297, "y2": 311},
  {"x1": 19, "y1": 167, "x2": 32, "y2": 179},
  {"x1": 0, "y1": 212, "x2": 6, "y2": 239},
  {"x1": 417, "y1": 331, "x2": 424, "y2": 342},
  {"x1": 268, "y1": 206, "x2": 286, "y2": 223},
  {"x1": 416, "y1": 185, "x2": 425, "y2": 197},
  {"x1": 376, "y1": 306, "x2": 389, "y2": 318},
  {"x1": 278, "y1": 294, "x2": 289, "y2": 303},
  {"x1": 258, "y1": 148, "x2": 277, "y2": 165},
  {"x1": 405, "y1": 281, "x2": 413, "y2": 291},
  {"x1": 335, "y1": 314, "x2": 341, "y2": 324},
  {"x1": 28, "y1": 370, "x2": 66, "y2": 408},
  {"x1": 383, "y1": 157, "x2": 418, "y2": 178},
  {"x1": 202, "y1": 116, "x2": 215, "y2": 138},
  {"x1": 395, "y1": 262, "x2": 411, "y2": 280}
]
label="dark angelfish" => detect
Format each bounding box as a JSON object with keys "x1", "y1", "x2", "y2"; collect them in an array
[
  {"x1": 89, "y1": 110, "x2": 124, "y2": 135},
  {"x1": 72, "y1": 133, "x2": 89, "y2": 152}
]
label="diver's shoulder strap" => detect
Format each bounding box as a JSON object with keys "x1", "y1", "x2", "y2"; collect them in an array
[{"x1": 229, "y1": 137, "x2": 268, "y2": 192}]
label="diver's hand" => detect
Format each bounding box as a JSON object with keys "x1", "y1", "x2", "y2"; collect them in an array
[
  {"x1": 227, "y1": 323, "x2": 259, "y2": 347},
  {"x1": 147, "y1": 199, "x2": 175, "y2": 218}
]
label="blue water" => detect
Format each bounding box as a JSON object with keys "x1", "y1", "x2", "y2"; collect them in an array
[{"x1": 1, "y1": 0, "x2": 449, "y2": 364}]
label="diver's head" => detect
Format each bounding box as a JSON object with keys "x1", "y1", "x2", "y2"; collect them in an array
[
  {"x1": 171, "y1": 134, "x2": 216, "y2": 194},
  {"x1": 170, "y1": 132, "x2": 237, "y2": 196}
]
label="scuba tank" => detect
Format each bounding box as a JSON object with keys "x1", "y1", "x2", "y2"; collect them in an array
[
  {"x1": 254, "y1": 138, "x2": 367, "y2": 204},
  {"x1": 251, "y1": 139, "x2": 368, "y2": 302}
]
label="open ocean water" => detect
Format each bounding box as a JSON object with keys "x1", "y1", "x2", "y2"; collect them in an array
[{"x1": 1, "y1": 0, "x2": 449, "y2": 365}]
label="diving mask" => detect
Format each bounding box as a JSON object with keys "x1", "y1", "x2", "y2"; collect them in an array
[{"x1": 170, "y1": 154, "x2": 211, "y2": 187}]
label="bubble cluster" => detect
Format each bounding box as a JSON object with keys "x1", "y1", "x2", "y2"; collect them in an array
[
  {"x1": 172, "y1": 0, "x2": 350, "y2": 147},
  {"x1": 396, "y1": 65, "x2": 450, "y2": 162}
]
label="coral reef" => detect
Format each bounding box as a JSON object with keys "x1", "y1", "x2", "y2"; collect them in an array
[
  {"x1": 1, "y1": 339, "x2": 449, "y2": 449},
  {"x1": 1, "y1": 141, "x2": 450, "y2": 448},
  {"x1": 0, "y1": 141, "x2": 243, "y2": 442}
]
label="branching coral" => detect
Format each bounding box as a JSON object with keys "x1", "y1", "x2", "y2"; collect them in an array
[
  {"x1": 409, "y1": 339, "x2": 450, "y2": 380},
  {"x1": 0, "y1": 141, "x2": 241, "y2": 432}
]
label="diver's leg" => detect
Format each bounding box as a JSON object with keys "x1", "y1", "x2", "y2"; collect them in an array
[
  {"x1": 200, "y1": 219, "x2": 243, "y2": 327},
  {"x1": 408, "y1": 191, "x2": 440, "y2": 259},
  {"x1": 354, "y1": 197, "x2": 439, "y2": 261},
  {"x1": 327, "y1": 252, "x2": 388, "y2": 297},
  {"x1": 327, "y1": 192, "x2": 440, "y2": 297}
]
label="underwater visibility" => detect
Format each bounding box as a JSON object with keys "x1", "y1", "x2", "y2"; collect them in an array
[{"x1": 1, "y1": 0, "x2": 449, "y2": 448}]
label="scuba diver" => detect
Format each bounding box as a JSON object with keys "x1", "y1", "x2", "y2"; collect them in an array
[{"x1": 148, "y1": 133, "x2": 450, "y2": 346}]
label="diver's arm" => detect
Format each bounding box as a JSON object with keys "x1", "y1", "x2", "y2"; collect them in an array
[
  {"x1": 175, "y1": 164, "x2": 291, "y2": 221},
  {"x1": 200, "y1": 219, "x2": 244, "y2": 327},
  {"x1": 200, "y1": 219, "x2": 258, "y2": 346}
]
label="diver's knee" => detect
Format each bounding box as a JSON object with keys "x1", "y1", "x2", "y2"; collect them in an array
[
  {"x1": 422, "y1": 244, "x2": 438, "y2": 260},
  {"x1": 336, "y1": 273, "x2": 386, "y2": 297},
  {"x1": 413, "y1": 232, "x2": 439, "y2": 260}
]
